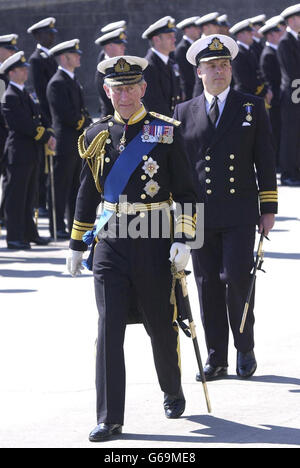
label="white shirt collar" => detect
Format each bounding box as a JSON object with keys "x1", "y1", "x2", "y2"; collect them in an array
[
  {"x1": 183, "y1": 35, "x2": 194, "y2": 44},
  {"x1": 37, "y1": 44, "x2": 51, "y2": 55},
  {"x1": 253, "y1": 36, "x2": 261, "y2": 43},
  {"x1": 9, "y1": 81, "x2": 25, "y2": 91},
  {"x1": 58, "y1": 65, "x2": 75, "y2": 80},
  {"x1": 266, "y1": 41, "x2": 278, "y2": 50},
  {"x1": 286, "y1": 26, "x2": 299, "y2": 41},
  {"x1": 237, "y1": 40, "x2": 250, "y2": 50},
  {"x1": 204, "y1": 86, "x2": 230, "y2": 105},
  {"x1": 151, "y1": 47, "x2": 169, "y2": 65}
]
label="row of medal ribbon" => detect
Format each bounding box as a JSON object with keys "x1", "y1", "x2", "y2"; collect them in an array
[{"x1": 141, "y1": 124, "x2": 174, "y2": 144}]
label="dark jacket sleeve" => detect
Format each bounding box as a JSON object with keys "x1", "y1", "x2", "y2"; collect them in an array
[
  {"x1": 143, "y1": 64, "x2": 172, "y2": 116},
  {"x1": 47, "y1": 80, "x2": 84, "y2": 129},
  {"x1": 2, "y1": 92, "x2": 51, "y2": 144}
]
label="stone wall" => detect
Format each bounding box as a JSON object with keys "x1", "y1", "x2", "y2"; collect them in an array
[{"x1": 0, "y1": 0, "x2": 294, "y2": 114}]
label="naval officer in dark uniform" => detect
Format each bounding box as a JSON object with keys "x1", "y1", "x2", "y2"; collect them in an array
[
  {"x1": 66, "y1": 55, "x2": 197, "y2": 441},
  {"x1": 259, "y1": 18, "x2": 284, "y2": 168},
  {"x1": 94, "y1": 26, "x2": 127, "y2": 117},
  {"x1": 27, "y1": 18, "x2": 59, "y2": 216},
  {"x1": 142, "y1": 16, "x2": 181, "y2": 116},
  {"x1": 0, "y1": 34, "x2": 19, "y2": 228},
  {"x1": 0, "y1": 51, "x2": 56, "y2": 249},
  {"x1": 174, "y1": 34, "x2": 278, "y2": 381},
  {"x1": 174, "y1": 16, "x2": 201, "y2": 101},
  {"x1": 47, "y1": 39, "x2": 91, "y2": 239},
  {"x1": 249, "y1": 14, "x2": 266, "y2": 63},
  {"x1": 229, "y1": 19, "x2": 272, "y2": 105},
  {"x1": 277, "y1": 4, "x2": 300, "y2": 186}
]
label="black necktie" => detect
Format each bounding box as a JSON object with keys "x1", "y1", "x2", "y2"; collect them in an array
[{"x1": 208, "y1": 96, "x2": 219, "y2": 127}]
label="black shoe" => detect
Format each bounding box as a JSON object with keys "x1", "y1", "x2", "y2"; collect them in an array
[
  {"x1": 237, "y1": 351, "x2": 257, "y2": 379},
  {"x1": 164, "y1": 387, "x2": 186, "y2": 419},
  {"x1": 7, "y1": 241, "x2": 31, "y2": 250},
  {"x1": 197, "y1": 365, "x2": 228, "y2": 382},
  {"x1": 88, "y1": 423, "x2": 122, "y2": 442},
  {"x1": 29, "y1": 236, "x2": 51, "y2": 246},
  {"x1": 281, "y1": 177, "x2": 300, "y2": 187},
  {"x1": 56, "y1": 230, "x2": 70, "y2": 240}
]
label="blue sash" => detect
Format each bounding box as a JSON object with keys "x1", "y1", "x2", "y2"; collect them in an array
[{"x1": 82, "y1": 119, "x2": 161, "y2": 269}]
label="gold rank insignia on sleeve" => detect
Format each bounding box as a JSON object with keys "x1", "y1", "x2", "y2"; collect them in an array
[
  {"x1": 259, "y1": 190, "x2": 278, "y2": 203},
  {"x1": 34, "y1": 126, "x2": 46, "y2": 141},
  {"x1": 149, "y1": 111, "x2": 181, "y2": 127},
  {"x1": 71, "y1": 219, "x2": 95, "y2": 241},
  {"x1": 175, "y1": 213, "x2": 197, "y2": 238}
]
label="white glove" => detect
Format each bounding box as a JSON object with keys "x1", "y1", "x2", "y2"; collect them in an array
[
  {"x1": 66, "y1": 249, "x2": 84, "y2": 277},
  {"x1": 169, "y1": 242, "x2": 191, "y2": 272}
]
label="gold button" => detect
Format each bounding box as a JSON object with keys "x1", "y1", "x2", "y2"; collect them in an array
[
  {"x1": 108, "y1": 121, "x2": 114, "y2": 127},
  {"x1": 230, "y1": 154, "x2": 235, "y2": 159},
  {"x1": 105, "y1": 157, "x2": 110, "y2": 163},
  {"x1": 206, "y1": 179, "x2": 211, "y2": 184},
  {"x1": 144, "y1": 120, "x2": 150, "y2": 124},
  {"x1": 206, "y1": 189, "x2": 212, "y2": 195},
  {"x1": 205, "y1": 167, "x2": 211, "y2": 172},
  {"x1": 230, "y1": 189, "x2": 236, "y2": 194},
  {"x1": 141, "y1": 175, "x2": 147, "y2": 180},
  {"x1": 141, "y1": 194, "x2": 146, "y2": 200},
  {"x1": 205, "y1": 156, "x2": 211, "y2": 161},
  {"x1": 229, "y1": 166, "x2": 234, "y2": 171},
  {"x1": 230, "y1": 177, "x2": 235, "y2": 183},
  {"x1": 143, "y1": 155, "x2": 148, "y2": 161},
  {"x1": 106, "y1": 138, "x2": 111, "y2": 144},
  {"x1": 140, "y1": 212, "x2": 146, "y2": 218}
]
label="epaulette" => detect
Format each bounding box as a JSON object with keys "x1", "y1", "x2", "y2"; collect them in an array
[
  {"x1": 84, "y1": 115, "x2": 112, "y2": 135},
  {"x1": 149, "y1": 111, "x2": 181, "y2": 127}
]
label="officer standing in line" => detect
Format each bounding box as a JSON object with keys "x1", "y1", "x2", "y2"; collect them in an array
[
  {"x1": 94, "y1": 26, "x2": 127, "y2": 117},
  {"x1": 66, "y1": 55, "x2": 197, "y2": 441},
  {"x1": 0, "y1": 51, "x2": 56, "y2": 249},
  {"x1": 174, "y1": 17, "x2": 201, "y2": 101},
  {"x1": 174, "y1": 34, "x2": 278, "y2": 381},
  {"x1": 229, "y1": 19, "x2": 272, "y2": 105},
  {"x1": 193, "y1": 13, "x2": 220, "y2": 98},
  {"x1": 47, "y1": 39, "x2": 92, "y2": 239},
  {"x1": 27, "y1": 18, "x2": 59, "y2": 218},
  {"x1": 142, "y1": 16, "x2": 181, "y2": 116},
  {"x1": 249, "y1": 14, "x2": 266, "y2": 63},
  {"x1": 277, "y1": 4, "x2": 300, "y2": 186},
  {"x1": 259, "y1": 17, "x2": 284, "y2": 169},
  {"x1": 0, "y1": 34, "x2": 19, "y2": 229},
  {"x1": 217, "y1": 14, "x2": 231, "y2": 36}
]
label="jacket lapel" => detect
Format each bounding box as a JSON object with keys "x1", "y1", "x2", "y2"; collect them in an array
[
  {"x1": 191, "y1": 93, "x2": 214, "y2": 146},
  {"x1": 210, "y1": 89, "x2": 244, "y2": 148}
]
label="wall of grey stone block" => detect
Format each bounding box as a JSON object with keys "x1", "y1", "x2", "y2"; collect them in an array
[{"x1": 0, "y1": 0, "x2": 294, "y2": 114}]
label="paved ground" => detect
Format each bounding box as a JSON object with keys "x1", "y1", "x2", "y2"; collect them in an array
[{"x1": 0, "y1": 184, "x2": 300, "y2": 449}]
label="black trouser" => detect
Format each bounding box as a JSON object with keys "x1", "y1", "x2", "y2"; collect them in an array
[
  {"x1": 93, "y1": 235, "x2": 181, "y2": 425},
  {"x1": 4, "y1": 161, "x2": 39, "y2": 242},
  {"x1": 48, "y1": 153, "x2": 81, "y2": 235},
  {"x1": 279, "y1": 97, "x2": 300, "y2": 179},
  {"x1": 192, "y1": 224, "x2": 256, "y2": 367}
]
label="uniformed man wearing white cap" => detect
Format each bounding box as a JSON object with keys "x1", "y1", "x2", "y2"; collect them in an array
[
  {"x1": 277, "y1": 3, "x2": 300, "y2": 186},
  {"x1": 142, "y1": 16, "x2": 181, "y2": 116},
  {"x1": 27, "y1": 17, "x2": 58, "y2": 217},
  {"x1": 66, "y1": 55, "x2": 197, "y2": 441},
  {"x1": 249, "y1": 14, "x2": 266, "y2": 62},
  {"x1": 175, "y1": 17, "x2": 201, "y2": 100},
  {"x1": 193, "y1": 13, "x2": 220, "y2": 98},
  {"x1": 259, "y1": 17, "x2": 285, "y2": 166},
  {"x1": 217, "y1": 14, "x2": 231, "y2": 36},
  {"x1": 174, "y1": 34, "x2": 277, "y2": 382},
  {"x1": 0, "y1": 51, "x2": 56, "y2": 249},
  {"x1": 0, "y1": 34, "x2": 19, "y2": 228},
  {"x1": 229, "y1": 19, "x2": 272, "y2": 104},
  {"x1": 196, "y1": 12, "x2": 220, "y2": 37},
  {"x1": 46, "y1": 40, "x2": 92, "y2": 239},
  {"x1": 94, "y1": 27, "x2": 127, "y2": 117}
]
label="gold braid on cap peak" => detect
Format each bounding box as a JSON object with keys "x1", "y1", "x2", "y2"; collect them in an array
[{"x1": 78, "y1": 129, "x2": 110, "y2": 193}]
